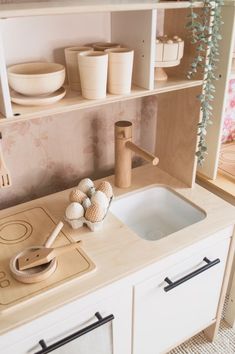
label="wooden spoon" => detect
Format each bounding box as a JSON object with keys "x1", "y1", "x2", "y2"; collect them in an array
[{"x1": 18, "y1": 241, "x2": 81, "y2": 270}]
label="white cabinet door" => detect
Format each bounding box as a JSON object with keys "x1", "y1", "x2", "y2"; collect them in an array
[
  {"x1": 133, "y1": 237, "x2": 230, "y2": 354},
  {"x1": 2, "y1": 287, "x2": 132, "y2": 354}
]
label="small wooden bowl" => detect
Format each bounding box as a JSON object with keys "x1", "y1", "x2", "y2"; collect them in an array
[
  {"x1": 7, "y1": 62, "x2": 65, "y2": 96},
  {"x1": 9, "y1": 246, "x2": 57, "y2": 284}
]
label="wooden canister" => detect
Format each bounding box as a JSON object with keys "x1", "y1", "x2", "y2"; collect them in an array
[
  {"x1": 78, "y1": 51, "x2": 108, "y2": 99},
  {"x1": 105, "y1": 48, "x2": 134, "y2": 95},
  {"x1": 64, "y1": 46, "x2": 93, "y2": 91}
]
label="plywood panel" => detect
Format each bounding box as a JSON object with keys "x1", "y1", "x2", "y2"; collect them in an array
[
  {"x1": 198, "y1": 5, "x2": 235, "y2": 179},
  {"x1": 156, "y1": 86, "x2": 201, "y2": 187},
  {"x1": 0, "y1": 21, "x2": 12, "y2": 118},
  {"x1": 163, "y1": 8, "x2": 204, "y2": 81},
  {"x1": 0, "y1": 1, "x2": 205, "y2": 19},
  {"x1": 0, "y1": 80, "x2": 202, "y2": 123},
  {"x1": 2, "y1": 13, "x2": 111, "y2": 66},
  {"x1": 111, "y1": 10, "x2": 156, "y2": 90}
]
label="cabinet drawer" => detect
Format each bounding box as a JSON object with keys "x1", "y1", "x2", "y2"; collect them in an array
[
  {"x1": 133, "y1": 237, "x2": 231, "y2": 354},
  {"x1": 2, "y1": 287, "x2": 132, "y2": 354}
]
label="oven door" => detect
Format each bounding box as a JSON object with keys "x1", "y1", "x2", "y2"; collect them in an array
[{"x1": 34, "y1": 312, "x2": 114, "y2": 354}]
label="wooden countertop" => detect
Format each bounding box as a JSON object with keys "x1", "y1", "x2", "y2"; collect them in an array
[{"x1": 1, "y1": 164, "x2": 235, "y2": 335}]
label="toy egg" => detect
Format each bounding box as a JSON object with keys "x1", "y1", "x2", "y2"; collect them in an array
[
  {"x1": 85, "y1": 204, "x2": 105, "y2": 223},
  {"x1": 69, "y1": 189, "x2": 87, "y2": 203},
  {"x1": 91, "y1": 191, "x2": 109, "y2": 211},
  {"x1": 65, "y1": 202, "x2": 84, "y2": 220},
  {"x1": 82, "y1": 197, "x2": 92, "y2": 210},
  {"x1": 97, "y1": 181, "x2": 113, "y2": 200},
  {"x1": 77, "y1": 178, "x2": 94, "y2": 195},
  {"x1": 87, "y1": 186, "x2": 96, "y2": 198},
  {"x1": 167, "y1": 39, "x2": 173, "y2": 44}
]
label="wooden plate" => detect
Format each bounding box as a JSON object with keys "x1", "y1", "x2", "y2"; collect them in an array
[{"x1": 10, "y1": 87, "x2": 66, "y2": 106}]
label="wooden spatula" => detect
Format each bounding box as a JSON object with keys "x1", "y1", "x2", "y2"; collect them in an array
[
  {"x1": 18, "y1": 241, "x2": 81, "y2": 271},
  {"x1": 0, "y1": 133, "x2": 12, "y2": 188}
]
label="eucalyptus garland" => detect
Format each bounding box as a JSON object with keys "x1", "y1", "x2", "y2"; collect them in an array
[{"x1": 186, "y1": 0, "x2": 224, "y2": 165}]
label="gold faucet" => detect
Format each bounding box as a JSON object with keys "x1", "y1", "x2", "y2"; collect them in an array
[{"x1": 114, "y1": 121, "x2": 159, "y2": 188}]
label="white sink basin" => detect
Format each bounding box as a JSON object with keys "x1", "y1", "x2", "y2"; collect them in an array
[{"x1": 110, "y1": 186, "x2": 206, "y2": 241}]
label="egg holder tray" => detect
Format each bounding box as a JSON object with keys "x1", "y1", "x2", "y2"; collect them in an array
[{"x1": 65, "y1": 197, "x2": 113, "y2": 232}]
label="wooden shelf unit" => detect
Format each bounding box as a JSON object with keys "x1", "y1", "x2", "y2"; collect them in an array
[
  {"x1": 0, "y1": 2, "x2": 213, "y2": 189},
  {"x1": 0, "y1": 1, "x2": 205, "y2": 19},
  {"x1": 0, "y1": 6, "x2": 203, "y2": 122},
  {"x1": 0, "y1": 79, "x2": 202, "y2": 124}
]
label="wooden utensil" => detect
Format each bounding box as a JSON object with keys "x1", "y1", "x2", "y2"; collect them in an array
[
  {"x1": 44, "y1": 221, "x2": 64, "y2": 247},
  {"x1": 0, "y1": 133, "x2": 12, "y2": 188},
  {"x1": 9, "y1": 221, "x2": 64, "y2": 284},
  {"x1": 18, "y1": 241, "x2": 81, "y2": 270},
  {"x1": 9, "y1": 247, "x2": 57, "y2": 284}
]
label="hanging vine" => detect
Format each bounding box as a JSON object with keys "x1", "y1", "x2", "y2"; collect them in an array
[{"x1": 186, "y1": 0, "x2": 224, "y2": 165}]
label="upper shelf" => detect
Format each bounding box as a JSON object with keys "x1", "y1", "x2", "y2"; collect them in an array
[
  {"x1": 0, "y1": 1, "x2": 205, "y2": 19},
  {"x1": 0, "y1": 78, "x2": 202, "y2": 125}
]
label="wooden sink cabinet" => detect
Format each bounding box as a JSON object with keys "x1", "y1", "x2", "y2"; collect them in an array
[{"x1": 0, "y1": 1, "x2": 234, "y2": 353}]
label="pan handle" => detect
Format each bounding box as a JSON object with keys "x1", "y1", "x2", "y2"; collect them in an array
[{"x1": 44, "y1": 221, "x2": 64, "y2": 247}]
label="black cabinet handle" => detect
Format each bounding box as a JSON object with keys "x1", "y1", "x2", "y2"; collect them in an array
[
  {"x1": 34, "y1": 312, "x2": 114, "y2": 354},
  {"x1": 164, "y1": 257, "x2": 220, "y2": 292}
]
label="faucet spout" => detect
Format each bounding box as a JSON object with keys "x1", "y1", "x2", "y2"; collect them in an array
[
  {"x1": 114, "y1": 120, "x2": 159, "y2": 188},
  {"x1": 125, "y1": 141, "x2": 159, "y2": 166}
]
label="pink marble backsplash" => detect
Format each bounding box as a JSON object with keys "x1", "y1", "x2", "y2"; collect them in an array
[{"x1": 0, "y1": 97, "x2": 157, "y2": 209}]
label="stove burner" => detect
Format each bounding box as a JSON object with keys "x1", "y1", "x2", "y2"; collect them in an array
[
  {"x1": 0, "y1": 280, "x2": 10, "y2": 288},
  {"x1": 0, "y1": 220, "x2": 33, "y2": 244},
  {"x1": 0, "y1": 272, "x2": 6, "y2": 279}
]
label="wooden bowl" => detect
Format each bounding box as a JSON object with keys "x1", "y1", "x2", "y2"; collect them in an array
[
  {"x1": 9, "y1": 246, "x2": 57, "y2": 284},
  {"x1": 7, "y1": 62, "x2": 65, "y2": 96}
]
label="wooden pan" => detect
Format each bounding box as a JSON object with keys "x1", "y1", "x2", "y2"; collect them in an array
[
  {"x1": 9, "y1": 247, "x2": 57, "y2": 284},
  {"x1": 9, "y1": 221, "x2": 63, "y2": 284}
]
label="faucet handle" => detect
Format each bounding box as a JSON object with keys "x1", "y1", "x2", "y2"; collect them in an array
[{"x1": 126, "y1": 141, "x2": 159, "y2": 166}]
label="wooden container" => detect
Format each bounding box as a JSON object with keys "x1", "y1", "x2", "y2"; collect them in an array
[
  {"x1": 9, "y1": 246, "x2": 57, "y2": 284},
  {"x1": 105, "y1": 48, "x2": 134, "y2": 95},
  {"x1": 78, "y1": 51, "x2": 108, "y2": 99},
  {"x1": 7, "y1": 62, "x2": 65, "y2": 96},
  {"x1": 155, "y1": 36, "x2": 184, "y2": 81},
  {"x1": 155, "y1": 37, "x2": 184, "y2": 65},
  {"x1": 64, "y1": 46, "x2": 93, "y2": 91},
  {"x1": 92, "y1": 42, "x2": 121, "y2": 51}
]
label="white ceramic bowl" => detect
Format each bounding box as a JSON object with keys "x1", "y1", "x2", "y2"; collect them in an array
[{"x1": 7, "y1": 62, "x2": 65, "y2": 96}]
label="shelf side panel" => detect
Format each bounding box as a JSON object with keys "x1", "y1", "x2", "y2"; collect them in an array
[
  {"x1": 111, "y1": 10, "x2": 156, "y2": 90},
  {"x1": 0, "y1": 22, "x2": 13, "y2": 119},
  {"x1": 197, "y1": 5, "x2": 235, "y2": 180},
  {"x1": 156, "y1": 86, "x2": 201, "y2": 187},
  {"x1": 2, "y1": 13, "x2": 111, "y2": 66},
  {"x1": 163, "y1": 8, "x2": 204, "y2": 81}
]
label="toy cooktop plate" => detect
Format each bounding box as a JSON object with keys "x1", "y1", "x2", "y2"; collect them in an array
[{"x1": 0, "y1": 207, "x2": 95, "y2": 312}]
